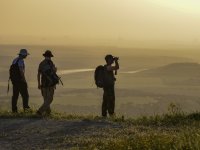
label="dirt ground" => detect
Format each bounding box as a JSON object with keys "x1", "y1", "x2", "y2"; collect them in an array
[{"x1": 0, "y1": 118, "x2": 122, "y2": 150}]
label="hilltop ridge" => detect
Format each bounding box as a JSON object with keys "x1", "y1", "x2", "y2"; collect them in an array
[{"x1": 0, "y1": 110, "x2": 200, "y2": 150}]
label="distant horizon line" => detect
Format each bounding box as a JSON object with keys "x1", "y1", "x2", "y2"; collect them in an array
[{"x1": 0, "y1": 43, "x2": 200, "y2": 51}]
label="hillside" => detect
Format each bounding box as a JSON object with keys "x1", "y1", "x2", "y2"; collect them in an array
[
  {"x1": 0, "y1": 110, "x2": 200, "y2": 150},
  {"x1": 134, "y1": 63, "x2": 200, "y2": 77},
  {"x1": 133, "y1": 62, "x2": 200, "y2": 86}
]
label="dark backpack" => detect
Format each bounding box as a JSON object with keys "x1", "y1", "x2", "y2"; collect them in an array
[
  {"x1": 43, "y1": 69, "x2": 59, "y2": 87},
  {"x1": 94, "y1": 65, "x2": 105, "y2": 88},
  {"x1": 94, "y1": 65, "x2": 115, "y2": 88},
  {"x1": 9, "y1": 59, "x2": 22, "y2": 84},
  {"x1": 42, "y1": 60, "x2": 61, "y2": 87}
]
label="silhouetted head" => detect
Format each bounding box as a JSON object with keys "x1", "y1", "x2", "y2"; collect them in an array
[
  {"x1": 18, "y1": 49, "x2": 29, "y2": 59},
  {"x1": 105, "y1": 54, "x2": 114, "y2": 65},
  {"x1": 43, "y1": 50, "x2": 54, "y2": 58}
]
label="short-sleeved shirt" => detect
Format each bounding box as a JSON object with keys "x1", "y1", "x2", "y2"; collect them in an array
[
  {"x1": 38, "y1": 59, "x2": 56, "y2": 87},
  {"x1": 12, "y1": 57, "x2": 25, "y2": 71}
]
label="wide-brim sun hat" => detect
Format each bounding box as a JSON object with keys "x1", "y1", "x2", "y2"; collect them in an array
[
  {"x1": 18, "y1": 49, "x2": 30, "y2": 56},
  {"x1": 43, "y1": 50, "x2": 54, "y2": 57}
]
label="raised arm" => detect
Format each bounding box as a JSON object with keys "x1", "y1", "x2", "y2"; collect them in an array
[{"x1": 107, "y1": 58, "x2": 119, "y2": 71}]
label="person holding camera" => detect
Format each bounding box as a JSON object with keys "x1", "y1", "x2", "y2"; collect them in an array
[{"x1": 102, "y1": 54, "x2": 119, "y2": 117}]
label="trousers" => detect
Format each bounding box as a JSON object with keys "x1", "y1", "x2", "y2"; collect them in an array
[
  {"x1": 12, "y1": 82, "x2": 29, "y2": 112},
  {"x1": 38, "y1": 87, "x2": 55, "y2": 114},
  {"x1": 102, "y1": 85, "x2": 115, "y2": 117}
]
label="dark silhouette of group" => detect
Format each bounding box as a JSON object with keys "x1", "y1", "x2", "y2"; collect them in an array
[{"x1": 9, "y1": 49, "x2": 120, "y2": 117}]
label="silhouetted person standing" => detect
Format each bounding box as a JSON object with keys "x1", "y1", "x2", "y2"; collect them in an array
[
  {"x1": 10, "y1": 49, "x2": 31, "y2": 113},
  {"x1": 37, "y1": 50, "x2": 57, "y2": 115},
  {"x1": 102, "y1": 54, "x2": 119, "y2": 117}
]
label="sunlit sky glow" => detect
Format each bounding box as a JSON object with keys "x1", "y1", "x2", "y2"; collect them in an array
[
  {"x1": 0, "y1": 0, "x2": 200, "y2": 48},
  {"x1": 149, "y1": 0, "x2": 200, "y2": 14}
]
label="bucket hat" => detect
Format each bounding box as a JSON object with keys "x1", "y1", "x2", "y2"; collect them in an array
[
  {"x1": 43, "y1": 50, "x2": 54, "y2": 57},
  {"x1": 18, "y1": 49, "x2": 30, "y2": 56}
]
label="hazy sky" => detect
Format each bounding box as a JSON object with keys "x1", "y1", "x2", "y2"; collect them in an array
[{"x1": 1, "y1": 0, "x2": 200, "y2": 48}]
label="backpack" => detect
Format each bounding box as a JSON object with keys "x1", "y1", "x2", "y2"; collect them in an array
[
  {"x1": 9, "y1": 59, "x2": 22, "y2": 84},
  {"x1": 42, "y1": 60, "x2": 62, "y2": 87},
  {"x1": 43, "y1": 69, "x2": 59, "y2": 87},
  {"x1": 94, "y1": 65, "x2": 115, "y2": 88},
  {"x1": 94, "y1": 65, "x2": 105, "y2": 88}
]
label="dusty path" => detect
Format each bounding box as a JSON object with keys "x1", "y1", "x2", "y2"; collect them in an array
[{"x1": 0, "y1": 118, "x2": 122, "y2": 150}]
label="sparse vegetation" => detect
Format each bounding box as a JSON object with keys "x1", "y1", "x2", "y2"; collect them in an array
[{"x1": 0, "y1": 106, "x2": 200, "y2": 150}]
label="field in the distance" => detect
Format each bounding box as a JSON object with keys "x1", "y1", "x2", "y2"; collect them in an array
[{"x1": 1, "y1": 45, "x2": 200, "y2": 116}]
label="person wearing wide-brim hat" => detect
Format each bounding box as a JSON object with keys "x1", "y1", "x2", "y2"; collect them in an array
[
  {"x1": 43, "y1": 50, "x2": 54, "y2": 57},
  {"x1": 37, "y1": 50, "x2": 57, "y2": 115},
  {"x1": 18, "y1": 49, "x2": 30, "y2": 56},
  {"x1": 10, "y1": 49, "x2": 31, "y2": 113}
]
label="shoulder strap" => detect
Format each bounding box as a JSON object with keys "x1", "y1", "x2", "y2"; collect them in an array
[
  {"x1": 14, "y1": 58, "x2": 21, "y2": 65},
  {"x1": 7, "y1": 79, "x2": 10, "y2": 95},
  {"x1": 47, "y1": 60, "x2": 54, "y2": 71}
]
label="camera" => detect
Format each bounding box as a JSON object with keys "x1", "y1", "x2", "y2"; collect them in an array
[{"x1": 113, "y1": 57, "x2": 119, "y2": 61}]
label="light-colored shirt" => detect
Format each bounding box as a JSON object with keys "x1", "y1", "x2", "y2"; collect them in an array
[{"x1": 12, "y1": 57, "x2": 25, "y2": 70}]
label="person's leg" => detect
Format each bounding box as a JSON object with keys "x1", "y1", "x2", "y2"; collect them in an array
[
  {"x1": 38, "y1": 87, "x2": 54, "y2": 114},
  {"x1": 46, "y1": 106, "x2": 51, "y2": 115},
  {"x1": 108, "y1": 85, "x2": 115, "y2": 116},
  {"x1": 19, "y1": 82, "x2": 30, "y2": 110},
  {"x1": 37, "y1": 88, "x2": 47, "y2": 114},
  {"x1": 12, "y1": 84, "x2": 19, "y2": 113},
  {"x1": 102, "y1": 87, "x2": 108, "y2": 117},
  {"x1": 44, "y1": 87, "x2": 54, "y2": 114}
]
